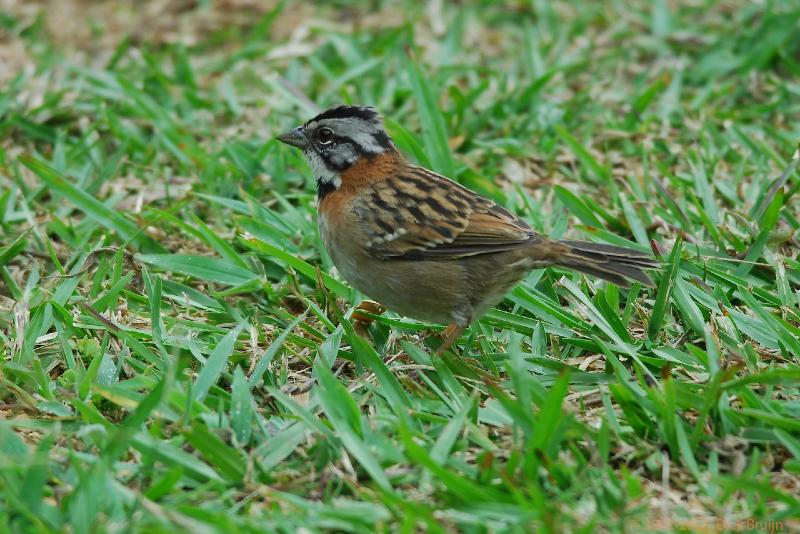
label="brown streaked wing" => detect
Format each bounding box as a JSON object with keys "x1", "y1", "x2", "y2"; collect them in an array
[{"x1": 361, "y1": 165, "x2": 537, "y2": 260}]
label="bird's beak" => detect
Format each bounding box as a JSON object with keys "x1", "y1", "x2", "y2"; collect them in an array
[{"x1": 276, "y1": 126, "x2": 307, "y2": 149}]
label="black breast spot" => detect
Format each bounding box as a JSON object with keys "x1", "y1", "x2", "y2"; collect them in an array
[{"x1": 317, "y1": 179, "x2": 337, "y2": 200}]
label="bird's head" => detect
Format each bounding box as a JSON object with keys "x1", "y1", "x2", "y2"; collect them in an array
[{"x1": 277, "y1": 105, "x2": 396, "y2": 193}]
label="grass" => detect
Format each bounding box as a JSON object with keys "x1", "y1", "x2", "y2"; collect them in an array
[{"x1": 1, "y1": 0, "x2": 800, "y2": 531}]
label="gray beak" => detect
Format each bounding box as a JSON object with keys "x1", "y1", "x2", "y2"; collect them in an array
[{"x1": 277, "y1": 126, "x2": 307, "y2": 149}]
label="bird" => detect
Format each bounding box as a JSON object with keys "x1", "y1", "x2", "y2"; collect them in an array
[{"x1": 277, "y1": 105, "x2": 658, "y2": 354}]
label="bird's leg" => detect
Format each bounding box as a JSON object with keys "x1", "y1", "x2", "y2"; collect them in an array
[
  {"x1": 436, "y1": 323, "x2": 465, "y2": 356},
  {"x1": 352, "y1": 300, "x2": 386, "y2": 337}
]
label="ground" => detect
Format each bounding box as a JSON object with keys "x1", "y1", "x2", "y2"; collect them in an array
[{"x1": 1, "y1": 0, "x2": 799, "y2": 532}]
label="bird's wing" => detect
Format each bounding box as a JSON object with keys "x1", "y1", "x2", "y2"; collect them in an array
[{"x1": 356, "y1": 165, "x2": 537, "y2": 260}]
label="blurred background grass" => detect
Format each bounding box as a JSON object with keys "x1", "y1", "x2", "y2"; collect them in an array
[{"x1": 1, "y1": 0, "x2": 799, "y2": 532}]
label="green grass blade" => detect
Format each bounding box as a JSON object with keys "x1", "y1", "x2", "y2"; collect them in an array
[
  {"x1": 193, "y1": 324, "x2": 245, "y2": 402},
  {"x1": 20, "y1": 155, "x2": 164, "y2": 252},
  {"x1": 406, "y1": 59, "x2": 455, "y2": 177},
  {"x1": 137, "y1": 254, "x2": 258, "y2": 286}
]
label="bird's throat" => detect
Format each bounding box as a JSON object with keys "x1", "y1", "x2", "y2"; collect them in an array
[{"x1": 317, "y1": 176, "x2": 340, "y2": 200}]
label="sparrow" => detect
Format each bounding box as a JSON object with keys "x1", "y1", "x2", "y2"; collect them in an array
[{"x1": 277, "y1": 105, "x2": 658, "y2": 354}]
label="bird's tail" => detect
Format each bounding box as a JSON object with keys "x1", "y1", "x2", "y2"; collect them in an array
[{"x1": 551, "y1": 240, "x2": 658, "y2": 287}]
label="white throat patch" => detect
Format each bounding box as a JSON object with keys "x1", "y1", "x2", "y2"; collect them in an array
[{"x1": 306, "y1": 150, "x2": 342, "y2": 189}]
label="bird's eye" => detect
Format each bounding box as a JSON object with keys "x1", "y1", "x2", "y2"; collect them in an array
[{"x1": 318, "y1": 127, "x2": 334, "y2": 145}]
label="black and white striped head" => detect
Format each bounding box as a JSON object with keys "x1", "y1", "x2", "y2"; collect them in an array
[{"x1": 277, "y1": 105, "x2": 395, "y2": 192}]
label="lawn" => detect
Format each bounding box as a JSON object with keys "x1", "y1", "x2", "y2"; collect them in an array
[{"x1": 1, "y1": 0, "x2": 799, "y2": 532}]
